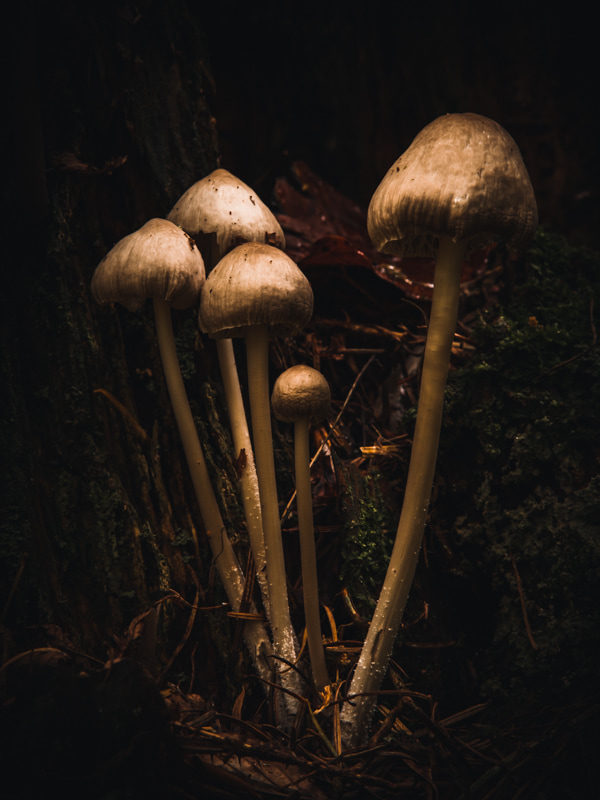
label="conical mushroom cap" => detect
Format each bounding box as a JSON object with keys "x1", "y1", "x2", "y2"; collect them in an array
[
  {"x1": 367, "y1": 113, "x2": 538, "y2": 258},
  {"x1": 271, "y1": 365, "x2": 331, "y2": 424},
  {"x1": 199, "y1": 242, "x2": 313, "y2": 338},
  {"x1": 92, "y1": 218, "x2": 205, "y2": 312},
  {"x1": 167, "y1": 169, "x2": 285, "y2": 269}
]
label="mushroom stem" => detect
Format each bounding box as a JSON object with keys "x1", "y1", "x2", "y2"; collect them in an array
[
  {"x1": 341, "y1": 236, "x2": 466, "y2": 745},
  {"x1": 215, "y1": 337, "x2": 270, "y2": 619},
  {"x1": 294, "y1": 416, "x2": 330, "y2": 691},
  {"x1": 244, "y1": 324, "x2": 300, "y2": 706},
  {"x1": 152, "y1": 297, "x2": 272, "y2": 684}
]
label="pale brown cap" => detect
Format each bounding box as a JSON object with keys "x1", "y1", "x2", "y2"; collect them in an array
[
  {"x1": 92, "y1": 218, "x2": 205, "y2": 312},
  {"x1": 167, "y1": 169, "x2": 285, "y2": 269},
  {"x1": 198, "y1": 242, "x2": 313, "y2": 338},
  {"x1": 271, "y1": 365, "x2": 331, "y2": 424},
  {"x1": 368, "y1": 113, "x2": 538, "y2": 258}
]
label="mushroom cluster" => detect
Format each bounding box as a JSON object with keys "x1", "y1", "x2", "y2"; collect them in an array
[
  {"x1": 91, "y1": 217, "x2": 272, "y2": 686},
  {"x1": 168, "y1": 169, "x2": 286, "y2": 622},
  {"x1": 92, "y1": 174, "x2": 328, "y2": 727},
  {"x1": 91, "y1": 114, "x2": 537, "y2": 745}
]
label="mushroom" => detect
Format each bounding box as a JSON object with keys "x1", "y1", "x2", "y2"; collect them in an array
[
  {"x1": 199, "y1": 241, "x2": 313, "y2": 706},
  {"x1": 91, "y1": 218, "x2": 272, "y2": 684},
  {"x1": 271, "y1": 365, "x2": 331, "y2": 691},
  {"x1": 168, "y1": 170, "x2": 286, "y2": 619},
  {"x1": 341, "y1": 113, "x2": 538, "y2": 744},
  {"x1": 167, "y1": 168, "x2": 285, "y2": 262}
]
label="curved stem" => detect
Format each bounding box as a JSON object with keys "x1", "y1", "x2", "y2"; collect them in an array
[
  {"x1": 340, "y1": 236, "x2": 466, "y2": 746},
  {"x1": 215, "y1": 337, "x2": 270, "y2": 619},
  {"x1": 245, "y1": 325, "x2": 300, "y2": 711},
  {"x1": 152, "y1": 297, "x2": 272, "y2": 684},
  {"x1": 295, "y1": 417, "x2": 330, "y2": 691}
]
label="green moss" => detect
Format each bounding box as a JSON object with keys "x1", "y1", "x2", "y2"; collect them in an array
[
  {"x1": 171, "y1": 528, "x2": 195, "y2": 562},
  {"x1": 437, "y1": 229, "x2": 600, "y2": 709},
  {"x1": 174, "y1": 314, "x2": 200, "y2": 382},
  {"x1": 339, "y1": 466, "x2": 396, "y2": 613}
]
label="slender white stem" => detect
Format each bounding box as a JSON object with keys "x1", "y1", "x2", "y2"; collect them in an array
[
  {"x1": 340, "y1": 237, "x2": 466, "y2": 746},
  {"x1": 215, "y1": 337, "x2": 270, "y2": 619},
  {"x1": 152, "y1": 297, "x2": 272, "y2": 684},
  {"x1": 245, "y1": 324, "x2": 301, "y2": 712},
  {"x1": 295, "y1": 417, "x2": 330, "y2": 691}
]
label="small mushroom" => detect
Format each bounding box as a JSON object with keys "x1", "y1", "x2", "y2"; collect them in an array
[
  {"x1": 342, "y1": 113, "x2": 538, "y2": 744},
  {"x1": 271, "y1": 365, "x2": 331, "y2": 691},
  {"x1": 199, "y1": 242, "x2": 313, "y2": 707},
  {"x1": 91, "y1": 219, "x2": 272, "y2": 683},
  {"x1": 168, "y1": 170, "x2": 286, "y2": 620}
]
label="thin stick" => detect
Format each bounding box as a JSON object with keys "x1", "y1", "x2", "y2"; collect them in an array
[{"x1": 511, "y1": 555, "x2": 538, "y2": 650}]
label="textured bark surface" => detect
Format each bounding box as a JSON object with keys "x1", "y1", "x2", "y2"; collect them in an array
[{"x1": 2, "y1": 1, "x2": 230, "y2": 663}]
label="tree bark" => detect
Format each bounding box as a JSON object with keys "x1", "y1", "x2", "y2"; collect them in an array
[{"x1": 1, "y1": 1, "x2": 240, "y2": 679}]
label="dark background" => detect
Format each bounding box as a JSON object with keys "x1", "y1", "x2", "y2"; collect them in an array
[
  {"x1": 2, "y1": 2, "x2": 599, "y2": 795},
  {"x1": 199, "y1": 0, "x2": 598, "y2": 249},
  {"x1": 7, "y1": 1, "x2": 597, "y2": 248}
]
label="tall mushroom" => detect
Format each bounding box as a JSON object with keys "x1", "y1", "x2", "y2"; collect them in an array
[
  {"x1": 341, "y1": 113, "x2": 538, "y2": 745},
  {"x1": 199, "y1": 242, "x2": 313, "y2": 709},
  {"x1": 168, "y1": 169, "x2": 286, "y2": 618},
  {"x1": 271, "y1": 365, "x2": 331, "y2": 692},
  {"x1": 91, "y1": 218, "x2": 272, "y2": 684}
]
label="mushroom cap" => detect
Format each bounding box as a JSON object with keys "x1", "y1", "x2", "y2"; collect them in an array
[
  {"x1": 271, "y1": 365, "x2": 331, "y2": 425},
  {"x1": 92, "y1": 218, "x2": 205, "y2": 312},
  {"x1": 367, "y1": 112, "x2": 538, "y2": 258},
  {"x1": 167, "y1": 169, "x2": 285, "y2": 269},
  {"x1": 198, "y1": 242, "x2": 313, "y2": 338}
]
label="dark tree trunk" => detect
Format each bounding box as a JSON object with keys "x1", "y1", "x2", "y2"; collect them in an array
[{"x1": 2, "y1": 1, "x2": 234, "y2": 671}]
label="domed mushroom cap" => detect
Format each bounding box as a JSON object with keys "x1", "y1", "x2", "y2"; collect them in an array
[
  {"x1": 92, "y1": 218, "x2": 205, "y2": 312},
  {"x1": 198, "y1": 242, "x2": 313, "y2": 338},
  {"x1": 367, "y1": 112, "x2": 538, "y2": 258},
  {"x1": 271, "y1": 365, "x2": 331, "y2": 425},
  {"x1": 167, "y1": 169, "x2": 285, "y2": 266}
]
